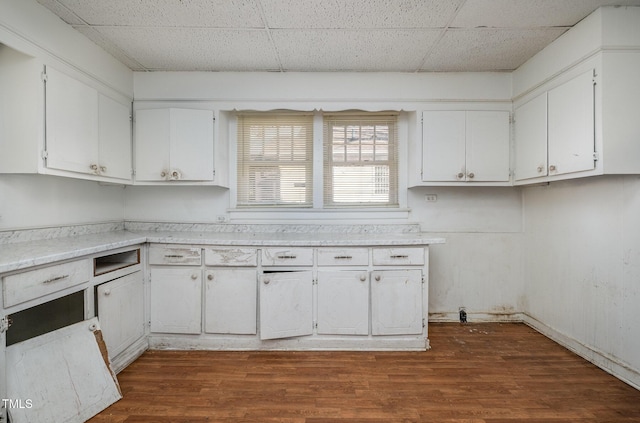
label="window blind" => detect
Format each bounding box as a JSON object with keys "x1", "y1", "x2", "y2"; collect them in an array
[
  {"x1": 237, "y1": 113, "x2": 313, "y2": 207},
  {"x1": 323, "y1": 113, "x2": 398, "y2": 207}
]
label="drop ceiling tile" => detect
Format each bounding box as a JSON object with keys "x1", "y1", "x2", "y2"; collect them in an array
[
  {"x1": 54, "y1": 0, "x2": 264, "y2": 27},
  {"x1": 261, "y1": 0, "x2": 463, "y2": 28},
  {"x1": 273, "y1": 29, "x2": 441, "y2": 71},
  {"x1": 452, "y1": 0, "x2": 640, "y2": 28},
  {"x1": 421, "y1": 28, "x2": 568, "y2": 72},
  {"x1": 94, "y1": 27, "x2": 280, "y2": 71}
]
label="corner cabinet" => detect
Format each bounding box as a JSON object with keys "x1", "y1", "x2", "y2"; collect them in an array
[
  {"x1": 417, "y1": 110, "x2": 511, "y2": 186},
  {"x1": 0, "y1": 45, "x2": 133, "y2": 184},
  {"x1": 134, "y1": 107, "x2": 221, "y2": 184},
  {"x1": 513, "y1": 50, "x2": 640, "y2": 185}
]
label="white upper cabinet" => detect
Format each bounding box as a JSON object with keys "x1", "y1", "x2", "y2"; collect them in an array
[
  {"x1": 514, "y1": 69, "x2": 596, "y2": 183},
  {"x1": 420, "y1": 110, "x2": 510, "y2": 185},
  {"x1": 0, "y1": 47, "x2": 133, "y2": 184},
  {"x1": 45, "y1": 67, "x2": 132, "y2": 182},
  {"x1": 134, "y1": 108, "x2": 215, "y2": 183}
]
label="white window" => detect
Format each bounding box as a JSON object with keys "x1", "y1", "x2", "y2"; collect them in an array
[
  {"x1": 323, "y1": 114, "x2": 398, "y2": 207},
  {"x1": 237, "y1": 113, "x2": 313, "y2": 207}
]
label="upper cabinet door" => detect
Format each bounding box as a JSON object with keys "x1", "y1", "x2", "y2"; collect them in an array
[
  {"x1": 45, "y1": 66, "x2": 99, "y2": 175},
  {"x1": 514, "y1": 93, "x2": 548, "y2": 181},
  {"x1": 548, "y1": 69, "x2": 596, "y2": 176},
  {"x1": 134, "y1": 108, "x2": 171, "y2": 181},
  {"x1": 422, "y1": 111, "x2": 466, "y2": 182},
  {"x1": 135, "y1": 108, "x2": 214, "y2": 182},
  {"x1": 465, "y1": 111, "x2": 510, "y2": 182},
  {"x1": 99, "y1": 94, "x2": 132, "y2": 181}
]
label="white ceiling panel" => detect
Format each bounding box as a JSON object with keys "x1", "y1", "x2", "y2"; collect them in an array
[
  {"x1": 54, "y1": 0, "x2": 264, "y2": 27},
  {"x1": 451, "y1": 0, "x2": 640, "y2": 28},
  {"x1": 93, "y1": 27, "x2": 280, "y2": 71},
  {"x1": 260, "y1": 0, "x2": 463, "y2": 28},
  {"x1": 273, "y1": 29, "x2": 441, "y2": 71},
  {"x1": 34, "y1": 0, "x2": 640, "y2": 72},
  {"x1": 421, "y1": 28, "x2": 568, "y2": 72}
]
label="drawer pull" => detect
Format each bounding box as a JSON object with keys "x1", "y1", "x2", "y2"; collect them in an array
[
  {"x1": 42, "y1": 274, "x2": 69, "y2": 284},
  {"x1": 276, "y1": 255, "x2": 297, "y2": 259},
  {"x1": 334, "y1": 255, "x2": 353, "y2": 260},
  {"x1": 263, "y1": 278, "x2": 271, "y2": 285},
  {"x1": 164, "y1": 254, "x2": 185, "y2": 258},
  {"x1": 390, "y1": 255, "x2": 409, "y2": 259}
]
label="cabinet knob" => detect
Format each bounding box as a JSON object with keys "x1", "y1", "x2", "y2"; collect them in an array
[
  {"x1": 90, "y1": 163, "x2": 98, "y2": 172},
  {"x1": 207, "y1": 274, "x2": 214, "y2": 281},
  {"x1": 171, "y1": 170, "x2": 180, "y2": 179},
  {"x1": 191, "y1": 274, "x2": 198, "y2": 280},
  {"x1": 549, "y1": 165, "x2": 557, "y2": 172},
  {"x1": 467, "y1": 172, "x2": 475, "y2": 179},
  {"x1": 103, "y1": 289, "x2": 111, "y2": 296},
  {"x1": 457, "y1": 172, "x2": 465, "y2": 179},
  {"x1": 374, "y1": 274, "x2": 381, "y2": 282},
  {"x1": 263, "y1": 277, "x2": 270, "y2": 285},
  {"x1": 359, "y1": 274, "x2": 367, "y2": 282},
  {"x1": 160, "y1": 171, "x2": 167, "y2": 178},
  {"x1": 100, "y1": 165, "x2": 107, "y2": 173},
  {"x1": 537, "y1": 165, "x2": 544, "y2": 173}
]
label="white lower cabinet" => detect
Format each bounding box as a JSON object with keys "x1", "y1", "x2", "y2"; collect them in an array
[
  {"x1": 96, "y1": 271, "x2": 145, "y2": 358},
  {"x1": 204, "y1": 269, "x2": 257, "y2": 335},
  {"x1": 150, "y1": 268, "x2": 202, "y2": 334},
  {"x1": 371, "y1": 269, "x2": 423, "y2": 335},
  {"x1": 317, "y1": 270, "x2": 369, "y2": 335},
  {"x1": 259, "y1": 271, "x2": 313, "y2": 340}
]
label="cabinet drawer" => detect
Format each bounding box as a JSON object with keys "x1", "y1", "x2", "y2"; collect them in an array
[
  {"x1": 372, "y1": 247, "x2": 425, "y2": 266},
  {"x1": 204, "y1": 247, "x2": 257, "y2": 267},
  {"x1": 261, "y1": 248, "x2": 313, "y2": 267},
  {"x1": 148, "y1": 245, "x2": 202, "y2": 266},
  {"x1": 3, "y1": 259, "x2": 91, "y2": 307},
  {"x1": 317, "y1": 248, "x2": 369, "y2": 266}
]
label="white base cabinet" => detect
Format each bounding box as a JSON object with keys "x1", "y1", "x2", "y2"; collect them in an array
[
  {"x1": 259, "y1": 271, "x2": 313, "y2": 340},
  {"x1": 204, "y1": 269, "x2": 257, "y2": 335},
  {"x1": 371, "y1": 270, "x2": 423, "y2": 335},
  {"x1": 317, "y1": 270, "x2": 369, "y2": 336},
  {"x1": 149, "y1": 267, "x2": 202, "y2": 334}
]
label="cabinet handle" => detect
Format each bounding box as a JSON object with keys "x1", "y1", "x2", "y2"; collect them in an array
[
  {"x1": 359, "y1": 274, "x2": 367, "y2": 282},
  {"x1": 457, "y1": 172, "x2": 465, "y2": 179},
  {"x1": 164, "y1": 254, "x2": 184, "y2": 258},
  {"x1": 374, "y1": 275, "x2": 381, "y2": 282},
  {"x1": 467, "y1": 172, "x2": 475, "y2": 179},
  {"x1": 207, "y1": 274, "x2": 214, "y2": 281},
  {"x1": 191, "y1": 274, "x2": 198, "y2": 280},
  {"x1": 334, "y1": 255, "x2": 353, "y2": 260},
  {"x1": 103, "y1": 289, "x2": 111, "y2": 296},
  {"x1": 42, "y1": 274, "x2": 69, "y2": 284},
  {"x1": 390, "y1": 255, "x2": 409, "y2": 259},
  {"x1": 276, "y1": 255, "x2": 297, "y2": 260},
  {"x1": 549, "y1": 165, "x2": 557, "y2": 172},
  {"x1": 263, "y1": 277, "x2": 270, "y2": 285}
]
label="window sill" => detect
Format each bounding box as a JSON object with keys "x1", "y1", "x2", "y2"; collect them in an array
[{"x1": 228, "y1": 208, "x2": 410, "y2": 224}]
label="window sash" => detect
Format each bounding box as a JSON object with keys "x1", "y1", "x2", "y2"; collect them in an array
[
  {"x1": 237, "y1": 113, "x2": 313, "y2": 207},
  {"x1": 323, "y1": 114, "x2": 398, "y2": 207}
]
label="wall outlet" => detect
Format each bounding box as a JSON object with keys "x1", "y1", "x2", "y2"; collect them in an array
[{"x1": 424, "y1": 194, "x2": 437, "y2": 202}]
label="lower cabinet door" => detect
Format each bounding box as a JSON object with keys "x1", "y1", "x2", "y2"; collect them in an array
[
  {"x1": 150, "y1": 268, "x2": 202, "y2": 334},
  {"x1": 204, "y1": 269, "x2": 257, "y2": 334},
  {"x1": 259, "y1": 271, "x2": 313, "y2": 340},
  {"x1": 371, "y1": 269, "x2": 423, "y2": 335},
  {"x1": 97, "y1": 271, "x2": 145, "y2": 358},
  {"x1": 317, "y1": 270, "x2": 369, "y2": 335}
]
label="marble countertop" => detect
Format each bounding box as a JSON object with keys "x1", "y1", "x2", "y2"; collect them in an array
[{"x1": 0, "y1": 227, "x2": 445, "y2": 274}]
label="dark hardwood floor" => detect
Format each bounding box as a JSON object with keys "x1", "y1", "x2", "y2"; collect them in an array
[{"x1": 88, "y1": 323, "x2": 640, "y2": 422}]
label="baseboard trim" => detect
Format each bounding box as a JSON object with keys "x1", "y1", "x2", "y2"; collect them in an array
[{"x1": 522, "y1": 314, "x2": 640, "y2": 391}]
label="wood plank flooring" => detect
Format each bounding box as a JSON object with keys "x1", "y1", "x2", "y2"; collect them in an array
[{"x1": 88, "y1": 323, "x2": 640, "y2": 422}]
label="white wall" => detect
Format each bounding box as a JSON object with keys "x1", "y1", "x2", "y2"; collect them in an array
[
  {"x1": 522, "y1": 176, "x2": 640, "y2": 387},
  {"x1": 0, "y1": 175, "x2": 125, "y2": 230}
]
